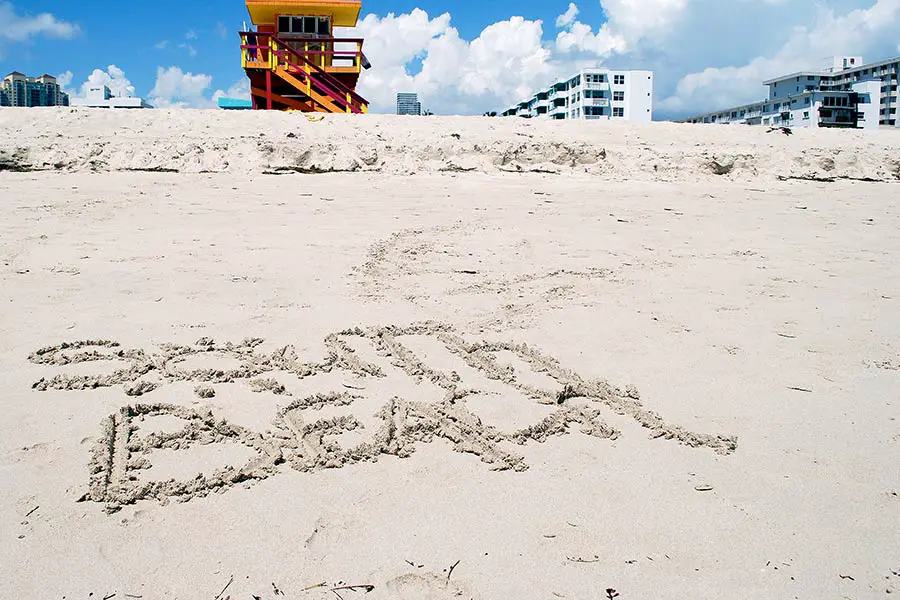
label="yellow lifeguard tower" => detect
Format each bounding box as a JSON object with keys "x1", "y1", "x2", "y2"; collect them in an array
[{"x1": 240, "y1": 0, "x2": 370, "y2": 113}]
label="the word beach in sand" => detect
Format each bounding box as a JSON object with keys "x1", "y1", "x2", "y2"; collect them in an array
[{"x1": 30, "y1": 323, "x2": 737, "y2": 508}]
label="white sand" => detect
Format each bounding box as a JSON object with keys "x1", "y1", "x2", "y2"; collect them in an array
[{"x1": 1, "y1": 109, "x2": 899, "y2": 600}]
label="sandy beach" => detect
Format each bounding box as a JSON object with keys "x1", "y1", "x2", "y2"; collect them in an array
[{"x1": 1, "y1": 109, "x2": 899, "y2": 600}]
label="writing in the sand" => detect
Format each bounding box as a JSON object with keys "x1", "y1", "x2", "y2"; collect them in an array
[{"x1": 29, "y1": 323, "x2": 736, "y2": 507}]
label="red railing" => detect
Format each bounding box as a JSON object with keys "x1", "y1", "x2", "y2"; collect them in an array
[
  {"x1": 273, "y1": 37, "x2": 368, "y2": 109},
  {"x1": 240, "y1": 31, "x2": 368, "y2": 113},
  {"x1": 239, "y1": 31, "x2": 365, "y2": 70}
]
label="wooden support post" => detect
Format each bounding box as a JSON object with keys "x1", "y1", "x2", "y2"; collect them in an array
[{"x1": 266, "y1": 69, "x2": 273, "y2": 110}]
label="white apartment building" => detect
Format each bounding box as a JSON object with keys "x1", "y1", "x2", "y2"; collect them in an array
[
  {"x1": 501, "y1": 68, "x2": 653, "y2": 122},
  {"x1": 71, "y1": 85, "x2": 152, "y2": 109},
  {"x1": 683, "y1": 55, "x2": 899, "y2": 129}
]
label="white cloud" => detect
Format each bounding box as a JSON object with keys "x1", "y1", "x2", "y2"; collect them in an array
[
  {"x1": 150, "y1": 66, "x2": 214, "y2": 108},
  {"x1": 342, "y1": 9, "x2": 568, "y2": 114},
  {"x1": 343, "y1": 0, "x2": 900, "y2": 118},
  {"x1": 185, "y1": 30, "x2": 197, "y2": 40},
  {"x1": 556, "y1": 3, "x2": 579, "y2": 28},
  {"x1": 212, "y1": 79, "x2": 251, "y2": 104},
  {"x1": 600, "y1": 0, "x2": 689, "y2": 41},
  {"x1": 37, "y1": 0, "x2": 898, "y2": 117},
  {"x1": 56, "y1": 71, "x2": 73, "y2": 88},
  {"x1": 179, "y1": 42, "x2": 198, "y2": 58},
  {"x1": 60, "y1": 65, "x2": 137, "y2": 100},
  {"x1": 658, "y1": 0, "x2": 900, "y2": 115},
  {"x1": 155, "y1": 40, "x2": 169, "y2": 50},
  {"x1": 61, "y1": 64, "x2": 239, "y2": 109},
  {"x1": 0, "y1": 1, "x2": 79, "y2": 57}
]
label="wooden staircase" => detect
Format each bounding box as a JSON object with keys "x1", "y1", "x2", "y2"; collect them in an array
[{"x1": 240, "y1": 31, "x2": 369, "y2": 113}]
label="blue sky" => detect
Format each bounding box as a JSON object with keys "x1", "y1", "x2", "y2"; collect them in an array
[
  {"x1": 0, "y1": 0, "x2": 606, "y2": 108},
  {"x1": 2, "y1": 0, "x2": 899, "y2": 116}
]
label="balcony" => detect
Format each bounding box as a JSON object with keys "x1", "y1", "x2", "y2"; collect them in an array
[
  {"x1": 240, "y1": 31, "x2": 366, "y2": 74},
  {"x1": 584, "y1": 98, "x2": 609, "y2": 107}
]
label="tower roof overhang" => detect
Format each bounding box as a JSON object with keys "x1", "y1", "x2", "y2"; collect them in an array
[{"x1": 246, "y1": 0, "x2": 362, "y2": 27}]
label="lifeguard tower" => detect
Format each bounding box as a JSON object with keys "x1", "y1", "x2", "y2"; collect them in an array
[{"x1": 240, "y1": 0, "x2": 370, "y2": 113}]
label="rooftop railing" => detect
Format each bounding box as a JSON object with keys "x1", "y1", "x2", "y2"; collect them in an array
[
  {"x1": 239, "y1": 31, "x2": 369, "y2": 113},
  {"x1": 240, "y1": 31, "x2": 367, "y2": 72}
]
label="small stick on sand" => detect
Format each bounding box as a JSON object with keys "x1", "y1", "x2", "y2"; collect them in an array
[
  {"x1": 330, "y1": 584, "x2": 375, "y2": 600},
  {"x1": 447, "y1": 560, "x2": 460, "y2": 584},
  {"x1": 330, "y1": 585, "x2": 375, "y2": 593},
  {"x1": 214, "y1": 575, "x2": 233, "y2": 600},
  {"x1": 302, "y1": 582, "x2": 327, "y2": 592}
]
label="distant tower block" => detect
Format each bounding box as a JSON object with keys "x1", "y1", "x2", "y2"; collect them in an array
[
  {"x1": 396, "y1": 92, "x2": 422, "y2": 115},
  {"x1": 240, "y1": 0, "x2": 371, "y2": 113}
]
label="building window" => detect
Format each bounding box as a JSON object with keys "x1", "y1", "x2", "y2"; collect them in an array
[
  {"x1": 613, "y1": 75, "x2": 625, "y2": 85},
  {"x1": 803, "y1": 111, "x2": 809, "y2": 119},
  {"x1": 613, "y1": 107, "x2": 624, "y2": 117},
  {"x1": 613, "y1": 91, "x2": 624, "y2": 101},
  {"x1": 278, "y1": 15, "x2": 330, "y2": 35}
]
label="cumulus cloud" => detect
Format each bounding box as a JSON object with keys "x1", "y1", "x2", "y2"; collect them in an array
[
  {"x1": 556, "y1": 3, "x2": 579, "y2": 28},
  {"x1": 341, "y1": 9, "x2": 568, "y2": 114},
  {"x1": 657, "y1": 0, "x2": 900, "y2": 115},
  {"x1": 0, "y1": 1, "x2": 79, "y2": 57},
  {"x1": 56, "y1": 71, "x2": 73, "y2": 88},
  {"x1": 147, "y1": 66, "x2": 245, "y2": 108},
  {"x1": 43, "y1": 0, "x2": 896, "y2": 117},
  {"x1": 211, "y1": 78, "x2": 251, "y2": 104},
  {"x1": 87, "y1": 65, "x2": 136, "y2": 97},
  {"x1": 150, "y1": 66, "x2": 214, "y2": 108},
  {"x1": 60, "y1": 65, "x2": 137, "y2": 100},
  {"x1": 342, "y1": 0, "x2": 900, "y2": 118}
]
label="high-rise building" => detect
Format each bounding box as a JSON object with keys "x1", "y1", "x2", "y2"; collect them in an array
[
  {"x1": 1, "y1": 72, "x2": 69, "y2": 107},
  {"x1": 501, "y1": 68, "x2": 654, "y2": 122},
  {"x1": 681, "y1": 55, "x2": 900, "y2": 129},
  {"x1": 396, "y1": 92, "x2": 422, "y2": 116}
]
